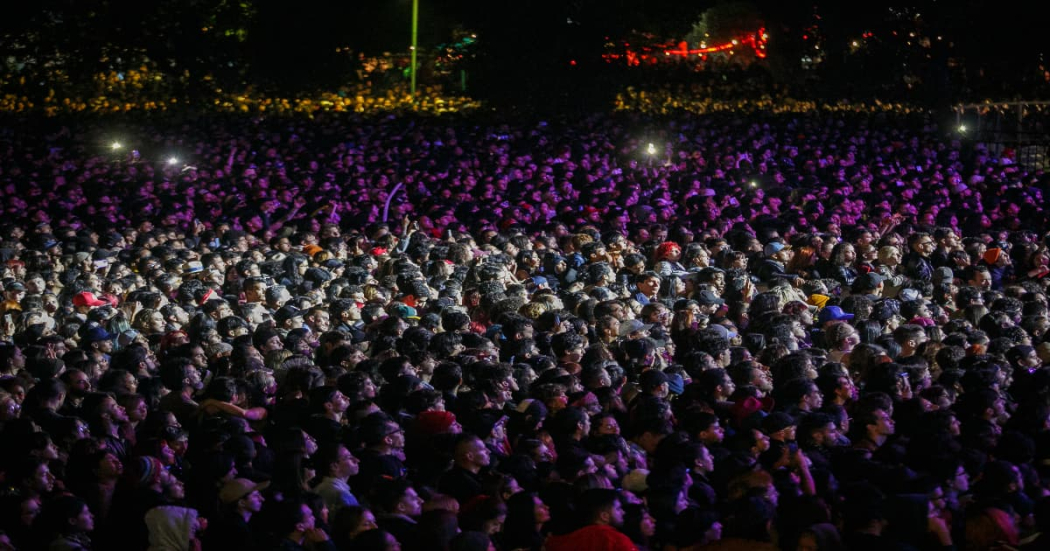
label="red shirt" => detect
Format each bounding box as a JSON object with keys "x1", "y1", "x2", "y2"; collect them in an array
[{"x1": 545, "y1": 524, "x2": 637, "y2": 551}]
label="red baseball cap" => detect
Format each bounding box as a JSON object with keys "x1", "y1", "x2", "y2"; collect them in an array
[{"x1": 72, "y1": 291, "x2": 108, "y2": 308}]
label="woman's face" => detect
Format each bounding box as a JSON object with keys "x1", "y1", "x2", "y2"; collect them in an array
[
  {"x1": 75, "y1": 505, "x2": 95, "y2": 533},
  {"x1": 32, "y1": 463, "x2": 55, "y2": 493},
  {"x1": 534, "y1": 497, "x2": 551, "y2": 524},
  {"x1": 149, "y1": 312, "x2": 166, "y2": 334},
  {"x1": 641, "y1": 511, "x2": 657, "y2": 538},
  {"x1": 128, "y1": 399, "x2": 148, "y2": 422},
  {"x1": 20, "y1": 496, "x2": 41, "y2": 527},
  {"x1": 351, "y1": 511, "x2": 379, "y2": 539},
  {"x1": 596, "y1": 416, "x2": 620, "y2": 435}
]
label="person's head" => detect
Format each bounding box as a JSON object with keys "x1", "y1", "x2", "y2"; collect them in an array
[
  {"x1": 351, "y1": 529, "x2": 402, "y2": 551},
  {"x1": 453, "y1": 433, "x2": 492, "y2": 471},
  {"x1": 373, "y1": 478, "x2": 423, "y2": 518},
  {"x1": 269, "y1": 497, "x2": 318, "y2": 540},
  {"x1": 577, "y1": 488, "x2": 625, "y2": 527},
  {"x1": 315, "y1": 443, "x2": 360, "y2": 480},
  {"x1": 331, "y1": 506, "x2": 378, "y2": 544},
  {"x1": 40, "y1": 495, "x2": 94, "y2": 536}
]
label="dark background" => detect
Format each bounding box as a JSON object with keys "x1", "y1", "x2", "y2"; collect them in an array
[{"x1": 1, "y1": 0, "x2": 1044, "y2": 112}]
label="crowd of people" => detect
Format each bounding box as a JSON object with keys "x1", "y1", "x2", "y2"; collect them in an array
[{"x1": 1, "y1": 104, "x2": 1050, "y2": 551}]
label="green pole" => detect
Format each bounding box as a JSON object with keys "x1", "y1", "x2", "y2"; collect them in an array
[{"x1": 410, "y1": 0, "x2": 418, "y2": 97}]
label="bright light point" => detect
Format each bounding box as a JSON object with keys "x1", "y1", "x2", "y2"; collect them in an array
[
  {"x1": 646, "y1": 143, "x2": 657, "y2": 155},
  {"x1": 958, "y1": 125, "x2": 967, "y2": 133},
  {"x1": 167, "y1": 157, "x2": 179, "y2": 165},
  {"x1": 731, "y1": 40, "x2": 739, "y2": 45},
  {"x1": 111, "y1": 142, "x2": 122, "y2": 150},
  {"x1": 852, "y1": 41, "x2": 859, "y2": 47},
  {"x1": 750, "y1": 181, "x2": 758, "y2": 187}
]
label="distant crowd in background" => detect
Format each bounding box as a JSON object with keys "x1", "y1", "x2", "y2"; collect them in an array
[{"x1": 1, "y1": 104, "x2": 1050, "y2": 551}]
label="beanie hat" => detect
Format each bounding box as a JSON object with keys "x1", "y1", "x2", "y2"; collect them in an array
[
  {"x1": 983, "y1": 248, "x2": 1003, "y2": 264},
  {"x1": 126, "y1": 456, "x2": 164, "y2": 487},
  {"x1": 416, "y1": 410, "x2": 458, "y2": 435}
]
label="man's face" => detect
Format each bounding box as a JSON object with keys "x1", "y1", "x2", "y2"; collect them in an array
[
  {"x1": 471, "y1": 439, "x2": 492, "y2": 467},
  {"x1": 913, "y1": 236, "x2": 936, "y2": 256},
  {"x1": 873, "y1": 410, "x2": 895, "y2": 436},
  {"x1": 750, "y1": 367, "x2": 774, "y2": 393},
  {"x1": 637, "y1": 277, "x2": 660, "y2": 298},
  {"x1": 608, "y1": 500, "x2": 625, "y2": 527},
  {"x1": 307, "y1": 311, "x2": 330, "y2": 332},
  {"x1": 970, "y1": 270, "x2": 992, "y2": 291},
  {"x1": 400, "y1": 488, "x2": 423, "y2": 517}
]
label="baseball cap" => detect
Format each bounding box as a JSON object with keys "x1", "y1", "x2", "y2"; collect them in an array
[
  {"x1": 219, "y1": 478, "x2": 270, "y2": 504},
  {"x1": 763, "y1": 240, "x2": 791, "y2": 257},
  {"x1": 696, "y1": 290, "x2": 725, "y2": 306},
  {"x1": 389, "y1": 304, "x2": 421, "y2": 321},
  {"x1": 622, "y1": 469, "x2": 650, "y2": 493},
  {"x1": 619, "y1": 319, "x2": 654, "y2": 337},
  {"x1": 673, "y1": 299, "x2": 699, "y2": 311},
  {"x1": 932, "y1": 267, "x2": 954, "y2": 283},
  {"x1": 761, "y1": 412, "x2": 797, "y2": 435},
  {"x1": 273, "y1": 305, "x2": 302, "y2": 324},
  {"x1": 698, "y1": 266, "x2": 725, "y2": 278},
  {"x1": 707, "y1": 323, "x2": 738, "y2": 340},
  {"x1": 817, "y1": 305, "x2": 854, "y2": 324},
  {"x1": 82, "y1": 326, "x2": 116, "y2": 343},
  {"x1": 72, "y1": 291, "x2": 108, "y2": 308},
  {"x1": 182, "y1": 260, "x2": 205, "y2": 275},
  {"x1": 4, "y1": 281, "x2": 26, "y2": 292},
  {"x1": 899, "y1": 288, "x2": 922, "y2": 302},
  {"x1": 639, "y1": 369, "x2": 669, "y2": 392},
  {"x1": 852, "y1": 272, "x2": 886, "y2": 292}
]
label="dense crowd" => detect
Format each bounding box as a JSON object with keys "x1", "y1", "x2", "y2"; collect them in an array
[{"x1": 1, "y1": 105, "x2": 1050, "y2": 551}]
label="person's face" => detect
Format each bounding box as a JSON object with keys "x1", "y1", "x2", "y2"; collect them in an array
[
  {"x1": 148, "y1": 312, "x2": 166, "y2": 334},
  {"x1": 384, "y1": 423, "x2": 406, "y2": 450},
  {"x1": 805, "y1": 388, "x2": 823, "y2": 410},
  {"x1": 308, "y1": 311, "x2": 330, "y2": 332},
  {"x1": 533, "y1": 497, "x2": 551, "y2": 524},
  {"x1": 914, "y1": 236, "x2": 936, "y2": 255},
  {"x1": 74, "y1": 505, "x2": 94, "y2": 533},
  {"x1": 970, "y1": 270, "x2": 992, "y2": 290},
  {"x1": 350, "y1": 510, "x2": 379, "y2": 539},
  {"x1": 841, "y1": 245, "x2": 856, "y2": 263},
  {"x1": 122, "y1": 373, "x2": 139, "y2": 395},
  {"x1": 952, "y1": 467, "x2": 970, "y2": 493},
  {"x1": 336, "y1": 445, "x2": 360, "y2": 478},
  {"x1": 873, "y1": 410, "x2": 895, "y2": 436},
  {"x1": 299, "y1": 431, "x2": 318, "y2": 456},
  {"x1": 20, "y1": 496, "x2": 41, "y2": 528},
  {"x1": 242, "y1": 490, "x2": 264, "y2": 513},
  {"x1": 702, "y1": 421, "x2": 725, "y2": 443},
  {"x1": 597, "y1": 416, "x2": 620, "y2": 435},
  {"x1": 129, "y1": 399, "x2": 148, "y2": 422},
  {"x1": 637, "y1": 277, "x2": 660, "y2": 298},
  {"x1": 33, "y1": 463, "x2": 55, "y2": 493},
  {"x1": 97, "y1": 452, "x2": 123, "y2": 479},
  {"x1": 748, "y1": 367, "x2": 773, "y2": 393},
  {"x1": 696, "y1": 445, "x2": 715, "y2": 473},
  {"x1": 215, "y1": 302, "x2": 234, "y2": 320},
  {"x1": 534, "y1": 444, "x2": 554, "y2": 463},
  {"x1": 400, "y1": 488, "x2": 424, "y2": 517},
  {"x1": 750, "y1": 429, "x2": 771, "y2": 454},
  {"x1": 608, "y1": 500, "x2": 625, "y2": 527},
  {"x1": 105, "y1": 397, "x2": 129, "y2": 423}
]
